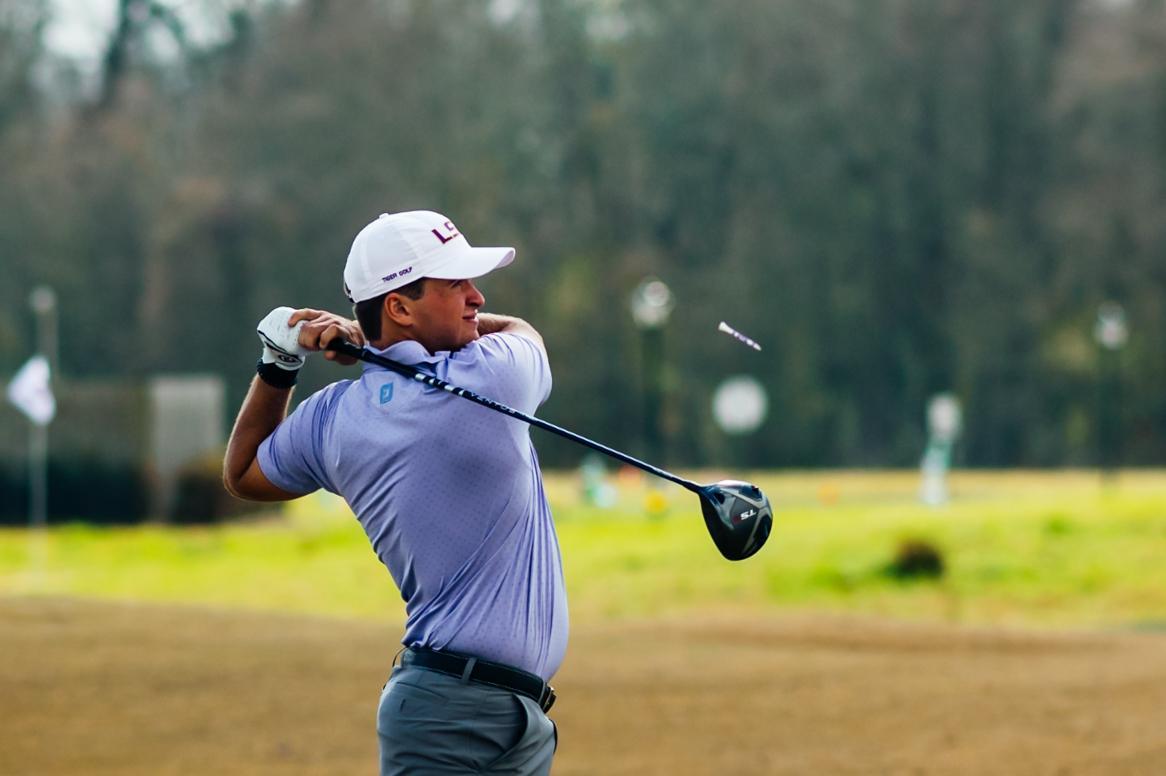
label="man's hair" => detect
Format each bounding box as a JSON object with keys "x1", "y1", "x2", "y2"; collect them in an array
[{"x1": 353, "y1": 277, "x2": 427, "y2": 341}]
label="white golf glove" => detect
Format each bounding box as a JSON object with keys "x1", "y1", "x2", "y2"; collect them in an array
[{"x1": 257, "y1": 306, "x2": 309, "y2": 371}]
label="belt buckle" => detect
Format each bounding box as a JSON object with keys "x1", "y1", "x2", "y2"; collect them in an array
[{"x1": 539, "y1": 684, "x2": 556, "y2": 712}]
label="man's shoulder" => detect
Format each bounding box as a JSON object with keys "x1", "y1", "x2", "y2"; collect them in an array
[
  {"x1": 465, "y1": 332, "x2": 552, "y2": 406},
  {"x1": 465, "y1": 332, "x2": 547, "y2": 366},
  {"x1": 294, "y1": 378, "x2": 357, "y2": 416}
]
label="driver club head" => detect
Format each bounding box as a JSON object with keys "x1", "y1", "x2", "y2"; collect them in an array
[{"x1": 698, "y1": 480, "x2": 773, "y2": 561}]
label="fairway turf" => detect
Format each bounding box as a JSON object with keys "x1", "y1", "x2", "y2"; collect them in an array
[{"x1": 1, "y1": 470, "x2": 1164, "y2": 629}]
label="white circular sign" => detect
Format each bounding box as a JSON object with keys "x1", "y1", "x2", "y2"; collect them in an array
[
  {"x1": 630, "y1": 278, "x2": 675, "y2": 329},
  {"x1": 1093, "y1": 302, "x2": 1128, "y2": 350},
  {"x1": 30, "y1": 286, "x2": 57, "y2": 314},
  {"x1": 927, "y1": 393, "x2": 962, "y2": 442},
  {"x1": 712, "y1": 376, "x2": 768, "y2": 434}
]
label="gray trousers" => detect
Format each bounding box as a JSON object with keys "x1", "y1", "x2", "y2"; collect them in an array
[{"x1": 377, "y1": 664, "x2": 557, "y2": 775}]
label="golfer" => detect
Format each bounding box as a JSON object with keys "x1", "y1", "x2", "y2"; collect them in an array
[{"x1": 224, "y1": 210, "x2": 566, "y2": 775}]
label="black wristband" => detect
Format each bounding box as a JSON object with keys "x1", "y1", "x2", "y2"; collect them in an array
[{"x1": 256, "y1": 358, "x2": 299, "y2": 389}]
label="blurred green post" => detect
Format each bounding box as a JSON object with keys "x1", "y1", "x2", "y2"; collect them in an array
[
  {"x1": 630, "y1": 278, "x2": 674, "y2": 467},
  {"x1": 920, "y1": 393, "x2": 961, "y2": 506},
  {"x1": 1093, "y1": 302, "x2": 1127, "y2": 481}
]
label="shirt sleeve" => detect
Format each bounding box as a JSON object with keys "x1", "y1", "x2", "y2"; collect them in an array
[
  {"x1": 256, "y1": 382, "x2": 345, "y2": 495},
  {"x1": 471, "y1": 332, "x2": 553, "y2": 413}
]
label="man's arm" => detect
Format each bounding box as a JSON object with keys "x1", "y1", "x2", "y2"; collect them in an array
[
  {"x1": 223, "y1": 307, "x2": 363, "y2": 502},
  {"x1": 223, "y1": 378, "x2": 301, "y2": 501},
  {"x1": 477, "y1": 313, "x2": 546, "y2": 354}
]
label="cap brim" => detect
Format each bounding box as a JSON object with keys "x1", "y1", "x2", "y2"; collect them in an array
[{"x1": 425, "y1": 246, "x2": 515, "y2": 282}]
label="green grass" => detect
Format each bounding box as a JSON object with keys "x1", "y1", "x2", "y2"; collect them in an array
[{"x1": 2, "y1": 470, "x2": 1165, "y2": 629}]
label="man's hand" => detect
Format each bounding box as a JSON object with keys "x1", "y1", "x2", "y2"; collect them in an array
[
  {"x1": 258, "y1": 307, "x2": 310, "y2": 371},
  {"x1": 288, "y1": 308, "x2": 365, "y2": 365},
  {"x1": 257, "y1": 307, "x2": 365, "y2": 369}
]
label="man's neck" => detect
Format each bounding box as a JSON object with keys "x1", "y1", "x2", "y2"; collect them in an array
[
  {"x1": 372, "y1": 332, "x2": 441, "y2": 356},
  {"x1": 370, "y1": 334, "x2": 403, "y2": 351}
]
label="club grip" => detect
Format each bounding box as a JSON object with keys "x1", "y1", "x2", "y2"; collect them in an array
[{"x1": 325, "y1": 338, "x2": 365, "y2": 359}]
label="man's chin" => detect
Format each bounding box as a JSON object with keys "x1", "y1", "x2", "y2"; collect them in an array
[{"x1": 450, "y1": 327, "x2": 479, "y2": 351}]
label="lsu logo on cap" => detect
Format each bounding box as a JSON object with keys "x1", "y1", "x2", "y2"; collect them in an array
[{"x1": 380, "y1": 384, "x2": 394, "y2": 404}]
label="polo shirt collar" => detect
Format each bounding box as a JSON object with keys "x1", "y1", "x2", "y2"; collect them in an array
[{"x1": 361, "y1": 339, "x2": 443, "y2": 373}]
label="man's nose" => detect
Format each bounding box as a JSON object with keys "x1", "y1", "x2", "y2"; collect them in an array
[{"x1": 466, "y1": 281, "x2": 485, "y2": 307}]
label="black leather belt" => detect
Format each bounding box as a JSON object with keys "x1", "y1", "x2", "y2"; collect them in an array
[{"x1": 402, "y1": 647, "x2": 556, "y2": 713}]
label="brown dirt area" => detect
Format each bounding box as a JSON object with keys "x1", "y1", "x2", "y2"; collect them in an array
[{"x1": 2, "y1": 597, "x2": 1164, "y2": 775}]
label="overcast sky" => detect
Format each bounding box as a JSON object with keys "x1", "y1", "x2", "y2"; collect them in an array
[
  {"x1": 44, "y1": 0, "x2": 237, "y2": 69},
  {"x1": 42, "y1": 0, "x2": 1138, "y2": 68},
  {"x1": 45, "y1": 0, "x2": 116, "y2": 62}
]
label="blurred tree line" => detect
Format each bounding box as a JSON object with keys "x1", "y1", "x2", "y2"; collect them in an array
[{"x1": 1, "y1": 0, "x2": 1165, "y2": 470}]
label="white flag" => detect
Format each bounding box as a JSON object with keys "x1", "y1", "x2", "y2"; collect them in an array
[{"x1": 7, "y1": 355, "x2": 55, "y2": 426}]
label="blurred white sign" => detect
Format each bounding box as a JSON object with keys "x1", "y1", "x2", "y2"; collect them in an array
[
  {"x1": 6, "y1": 355, "x2": 55, "y2": 426},
  {"x1": 150, "y1": 374, "x2": 225, "y2": 513},
  {"x1": 712, "y1": 376, "x2": 768, "y2": 434}
]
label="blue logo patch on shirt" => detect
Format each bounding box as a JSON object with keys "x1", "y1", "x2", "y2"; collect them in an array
[{"x1": 379, "y1": 384, "x2": 394, "y2": 404}]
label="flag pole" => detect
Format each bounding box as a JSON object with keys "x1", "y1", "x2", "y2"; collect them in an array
[
  {"x1": 30, "y1": 422, "x2": 47, "y2": 531},
  {"x1": 27, "y1": 420, "x2": 48, "y2": 578},
  {"x1": 29, "y1": 287, "x2": 57, "y2": 575}
]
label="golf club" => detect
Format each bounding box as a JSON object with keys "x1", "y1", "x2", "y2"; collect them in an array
[{"x1": 325, "y1": 339, "x2": 772, "y2": 560}]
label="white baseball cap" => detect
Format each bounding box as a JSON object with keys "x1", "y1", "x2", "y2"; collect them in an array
[{"x1": 342, "y1": 210, "x2": 515, "y2": 303}]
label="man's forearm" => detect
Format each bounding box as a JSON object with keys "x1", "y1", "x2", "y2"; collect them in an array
[
  {"x1": 477, "y1": 313, "x2": 523, "y2": 335},
  {"x1": 223, "y1": 377, "x2": 294, "y2": 497},
  {"x1": 478, "y1": 313, "x2": 545, "y2": 351}
]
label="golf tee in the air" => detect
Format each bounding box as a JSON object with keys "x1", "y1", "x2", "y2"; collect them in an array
[{"x1": 718, "y1": 321, "x2": 762, "y2": 351}]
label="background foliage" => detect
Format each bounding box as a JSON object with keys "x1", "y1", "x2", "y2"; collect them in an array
[{"x1": 2, "y1": 0, "x2": 1165, "y2": 470}]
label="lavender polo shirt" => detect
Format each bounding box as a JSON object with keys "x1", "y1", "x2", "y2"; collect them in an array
[{"x1": 257, "y1": 333, "x2": 568, "y2": 681}]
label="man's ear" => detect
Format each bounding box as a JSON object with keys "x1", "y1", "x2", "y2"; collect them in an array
[{"x1": 384, "y1": 292, "x2": 414, "y2": 327}]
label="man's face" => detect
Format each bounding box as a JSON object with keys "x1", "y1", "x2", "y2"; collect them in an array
[{"x1": 409, "y1": 278, "x2": 486, "y2": 353}]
